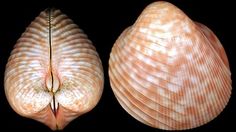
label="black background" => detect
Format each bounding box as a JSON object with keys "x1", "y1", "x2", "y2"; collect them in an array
[{"x1": 0, "y1": 0, "x2": 235, "y2": 131}]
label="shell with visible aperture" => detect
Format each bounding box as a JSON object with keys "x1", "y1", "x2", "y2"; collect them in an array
[
  {"x1": 4, "y1": 9, "x2": 104, "y2": 130},
  {"x1": 108, "y1": 1, "x2": 231, "y2": 130}
]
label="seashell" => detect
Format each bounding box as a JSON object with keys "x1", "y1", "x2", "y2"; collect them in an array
[
  {"x1": 109, "y1": 1, "x2": 231, "y2": 130},
  {"x1": 4, "y1": 8, "x2": 104, "y2": 130}
]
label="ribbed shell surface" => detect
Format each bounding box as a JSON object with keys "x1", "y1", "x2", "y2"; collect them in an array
[
  {"x1": 109, "y1": 1, "x2": 231, "y2": 130},
  {"x1": 4, "y1": 9, "x2": 104, "y2": 130}
]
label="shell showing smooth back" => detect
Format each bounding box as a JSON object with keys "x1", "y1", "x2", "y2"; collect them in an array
[
  {"x1": 4, "y1": 9, "x2": 104, "y2": 130},
  {"x1": 109, "y1": 1, "x2": 231, "y2": 130}
]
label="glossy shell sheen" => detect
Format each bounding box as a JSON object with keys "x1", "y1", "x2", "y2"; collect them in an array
[
  {"x1": 4, "y1": 9, "x2": 104, "y2": 130},
  {"x1": 109, "y1": 1, "x2": 231, "y2": 130}
]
